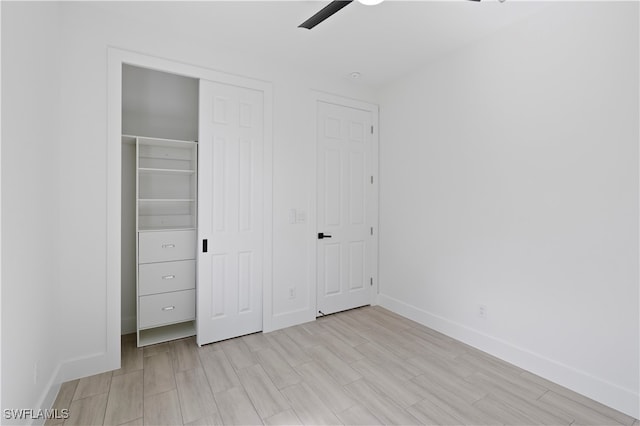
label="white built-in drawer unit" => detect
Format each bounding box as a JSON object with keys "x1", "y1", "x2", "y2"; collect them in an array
[
  {"x1": 138, "y1": 260, "x2": 195, "y2": 296},
  {"x1": 138, "y1": 230, "x2": 196, "y2": 264},
  {"x1": 134, "y1": 136, "x2": 198, "y2": 347},
  {"x1": 139, "y1": 289, "x2": 196, "y2": 329}
]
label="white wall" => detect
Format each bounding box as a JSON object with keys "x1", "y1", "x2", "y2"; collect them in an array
[
  {"x1": 1, "y1": 1, "x2": 63, "y2": 421},
  {"x1": 378, "y1": 2, "x2": 639, "y2": 418},
  {"x1": 8, "y1": 1, "x2": 636, "y2": 419},
  {"x1": 50, "y1": 0, "x2": 375, "y2": 382},
  {"x1": 122, "y1": 65, "x2": 199, "y2": 141}
]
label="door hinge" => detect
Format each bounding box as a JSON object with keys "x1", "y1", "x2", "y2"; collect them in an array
[
  {"x1": 370, "y1": 175, "x2": 373, "y2": 184},
  {"x1": 370, "y1": 277, "x2": 373, "y2": 286},
  {"x1": 371, "y1": 125, "x2": 374, "y2": 134},
  {"x1": 370, "y1": 227, "x2": 373, "y2": 236}
]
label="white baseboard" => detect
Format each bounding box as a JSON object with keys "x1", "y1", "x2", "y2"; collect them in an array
[
  {"x1": 56, "y1": 351, "x2": 118, "y2": 385},
  {"x1": 378, "y1": 293, "x2": 640, "y2": 419},
  {"x1": 268, "y1": 308, "x2": 316, "y2": 333},
  {"x1": 33, "y1": 351, "x2": 117, "y2": 426}
]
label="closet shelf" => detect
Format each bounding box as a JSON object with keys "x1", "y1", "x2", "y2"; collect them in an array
[
  {"x1": 138, "y1": 167, "x2": 195, "y2": 175},
  {"x1": 138, "y1": 199, "x2": 195, "y2": 202},
  {"x1": 138, "y1": 321, "x2": 196, "y2": 347},
  {"x1": 138, "y1": 226, "x2": 196, "y2": 232}
]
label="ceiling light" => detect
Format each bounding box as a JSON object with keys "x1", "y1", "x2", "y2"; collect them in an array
[
  {"x1": 357, "y1": 0, "x2": 384, "y2": 6},
  {"x1": 350, "y1": 72, "x2": 361, "y2": 79}
]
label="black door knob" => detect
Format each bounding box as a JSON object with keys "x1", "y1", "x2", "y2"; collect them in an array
[{"x1": 318, "y1": 232, "x2": 333, "y2": 239}]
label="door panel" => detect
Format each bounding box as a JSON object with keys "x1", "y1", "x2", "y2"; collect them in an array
[
  {"x1": 324, "y1": 243, "x2": 342, "y2": 296},
  {"x1": 317, "y1": 101, "x2": 373, "y2": 316},
  {"x1": 348, "y1": 242, "x2": 365, "y2": 291},
  {"x1": 324, "y1": 149, "x2": 342, "y2": 226},
  {"x1": 198, "y1": 80, "x2": 263, "y2": 345},
  {"x1": 210, "y1": 255, "x2": 226, "y2": 317},
  {"x1": 349, "y1": 152, "x2": 366, "y2": 224}
]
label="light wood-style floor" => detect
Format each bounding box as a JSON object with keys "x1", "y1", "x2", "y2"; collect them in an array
[{"x1": 47, "y1": 306, "x2": 638, "y2": 426}]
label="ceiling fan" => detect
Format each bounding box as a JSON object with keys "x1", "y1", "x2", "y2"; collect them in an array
[{"x1": 299, "y1": 0, "x2": 481, "y2": 30}]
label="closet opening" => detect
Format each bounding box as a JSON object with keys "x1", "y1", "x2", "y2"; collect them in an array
[
  {"x1": 120, "y1": 64, "x2": 199, "y2": 347},
  {"x1": 109, "y1": 48, "x2": 273, "y2": 368}
]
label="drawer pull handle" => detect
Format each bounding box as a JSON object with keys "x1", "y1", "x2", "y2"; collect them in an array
[
  {"x1": 162, "y1": 306, "x2": 176, "y2": 311},
  {"x1": 162, "y1": 275, "x2": 175, "y2": 280},
  {"x1": 162, "y1": 243, "x2": 176, "y2": 249}
]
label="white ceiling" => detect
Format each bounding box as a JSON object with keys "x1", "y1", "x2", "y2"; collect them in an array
[{"x1": 92, "y1": 1, "x2": 548, "y2": 88}]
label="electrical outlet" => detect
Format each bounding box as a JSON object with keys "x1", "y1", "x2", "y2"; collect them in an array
[
  {"x1": 289, "y1": 288, "x2": 296, "y2": 299},
  {"x1": 478, "y1": 304, "x2": 487, "y2": 319}
]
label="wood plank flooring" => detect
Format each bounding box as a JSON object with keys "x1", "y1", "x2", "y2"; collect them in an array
[{"x1": 47, "y1": 306, "x2": 638, "y2": 426}]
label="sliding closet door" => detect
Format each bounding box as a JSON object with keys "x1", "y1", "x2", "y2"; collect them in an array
[{"x1": 197, "y1": 80, "x2": 264, "y2": 345}]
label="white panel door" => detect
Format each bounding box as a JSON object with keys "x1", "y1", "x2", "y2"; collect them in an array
[
  {"x1": 197, "y1": 80, "x2": 263, "y2": 345},
  {"x1": 317, "y1": 101, "x2": 373, "y2": 316}
]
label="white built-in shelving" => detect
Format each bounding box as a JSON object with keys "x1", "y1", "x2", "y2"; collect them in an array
[{"x1": 125, "y1": 135, "x2": 198, "y2": 347}]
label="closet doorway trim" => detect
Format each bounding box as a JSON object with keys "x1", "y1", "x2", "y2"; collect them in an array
[{"x1": 106, "y1": 47, "x2": 273, "y2": 371}]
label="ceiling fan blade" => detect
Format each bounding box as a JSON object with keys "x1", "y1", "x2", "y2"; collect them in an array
[{"x1": 298, "y1": 0, "x2": 353, "y2": 30}]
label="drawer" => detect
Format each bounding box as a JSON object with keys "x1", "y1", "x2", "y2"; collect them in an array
[
  {"x1": 139, "y1": 289, "x2": 195, "y2": 329},
  {"x1": 139, "y1": 260, "x2": 195, "y2": 296},
  {"x1": 138, "y1": 230, "x2": 195, "y2": 263}
]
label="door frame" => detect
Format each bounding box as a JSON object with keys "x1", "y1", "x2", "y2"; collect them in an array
[
  {"x1": 107, "y1": 48, "x2": 273, "y2": 369},
  {"x1": 309, "y1": 91, "x2": 379, "y2": 316}
]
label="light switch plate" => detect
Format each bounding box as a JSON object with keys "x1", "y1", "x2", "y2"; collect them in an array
[{"x1": 295, "y1": 210, "x2": 306, "y2": 224}]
